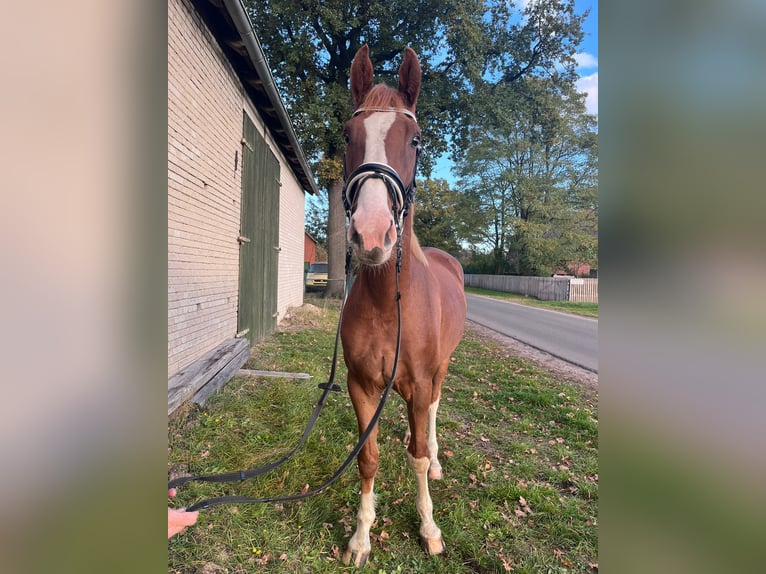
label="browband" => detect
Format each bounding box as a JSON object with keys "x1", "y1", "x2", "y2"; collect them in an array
[{"x1": 352, "y1": 107, "x2": 417, "y2": 122}]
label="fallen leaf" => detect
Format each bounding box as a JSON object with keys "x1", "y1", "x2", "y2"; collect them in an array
[{"x1": 480, "y1": 436, "x2": 490, "y2": 442}]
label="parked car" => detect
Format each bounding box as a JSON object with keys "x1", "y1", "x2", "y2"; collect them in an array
[{"x1": 305, "y1": 262, "x2": 328, "y2": 292}]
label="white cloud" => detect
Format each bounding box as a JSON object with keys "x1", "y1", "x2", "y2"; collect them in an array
[
  {"x1": 574, "y1": 52, "x2": 598, "y2": 70},
  {"x1": 576, "y1": 72, "x2": 598, "y2": 116}
]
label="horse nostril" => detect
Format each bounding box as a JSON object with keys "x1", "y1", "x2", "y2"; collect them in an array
[
  {"x1": 351, "y1": 229, "x2": 362, "y2": 246},
  {"x1": 383, "y1": 221, "x2": 394, "y2": 248}
]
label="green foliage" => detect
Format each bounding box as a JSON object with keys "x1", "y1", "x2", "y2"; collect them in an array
[
  {"x1": 455, "y1": 75, "x2": 598, "y2": 276},
  {"x1": 412, "y1": 178, "x2": 461, "y2": 255}
]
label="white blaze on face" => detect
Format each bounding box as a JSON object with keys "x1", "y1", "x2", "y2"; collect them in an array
[
  {"x1": 358, "y1": 112, "x2": 395, "y2": 210},
  {"x1": 347, "y1": 112, "x2": 398, "y2": 256}
]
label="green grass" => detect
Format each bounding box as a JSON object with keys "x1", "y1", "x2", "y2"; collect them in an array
[
  {"x1": 168, "y1": 302, "x2": 598, "y2": 573},
  {"x1": 464, "y1": 286, "x2": 598, "y2": 318}
]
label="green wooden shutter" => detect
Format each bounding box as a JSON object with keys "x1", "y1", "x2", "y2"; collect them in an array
[{"x1": 238, "y1": 112, "x2": 280, "y2": 344}]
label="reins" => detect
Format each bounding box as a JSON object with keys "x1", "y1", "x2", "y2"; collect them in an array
[
  {"x1": 169, "y1": 120, "x2": 417, "y2": 510},
  {"x1": 170, "y1": 249, "x2": 403, "y2": 512}
]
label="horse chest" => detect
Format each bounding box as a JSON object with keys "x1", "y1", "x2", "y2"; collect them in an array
[{"x1": 342, "y1": 314, "x2": 397, "y2": 371}]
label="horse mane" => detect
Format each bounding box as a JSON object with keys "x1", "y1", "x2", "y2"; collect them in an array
[{"x1": 360, "y1": 84, "x2": 408, "y2": 110}]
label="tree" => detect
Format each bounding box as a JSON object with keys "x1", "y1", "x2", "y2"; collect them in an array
[
  {"x1": 412, "y1": 179, "x2": 462, "y2": 255},
  {"x1": 244, "y1": 0, "x2": 586, "y2": 291},
  {"x1": 455, "y1": 75, "x2": 598, "y2": 275}
]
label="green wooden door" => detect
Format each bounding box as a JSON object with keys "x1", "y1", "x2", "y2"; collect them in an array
[{"x1": 238, "y1": 112, "x2": 280, "y2": 345}]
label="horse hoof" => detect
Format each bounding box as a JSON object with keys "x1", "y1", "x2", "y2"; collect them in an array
[
  {"x1": 428, "y1": 464, "x2": 443, "y2": 480},
  {"x1": 342, "y1": 548, "x2": 370, "y2": 567},
  {"x1": 420, "y1": 534, "x2": 446, "y2": 556}
]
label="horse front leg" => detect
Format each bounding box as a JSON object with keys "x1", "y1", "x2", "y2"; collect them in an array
[
  {"x1": 407, "y1": 397, "x2": 445, "y2": 556},
  {"x1": 343, "y1": 383, "x2": 380, "y2": 567}
]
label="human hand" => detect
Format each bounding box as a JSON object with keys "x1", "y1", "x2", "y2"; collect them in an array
[{"x1": 168, "y1": 488, "x2": 198, "y2": 538}]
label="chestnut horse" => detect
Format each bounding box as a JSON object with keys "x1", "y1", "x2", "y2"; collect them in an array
[{"x1": 340, "y1": 45, "x2": 466, "y2": 567}]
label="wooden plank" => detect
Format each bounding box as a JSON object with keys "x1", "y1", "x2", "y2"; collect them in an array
[
  {"x1": 192, "y1": 345, "x2": 251, "y2": 407},
  {"x1": 168, "y1": 337, "x2": 250, "y2": 415},
  {"x1": 236, "y1": 369, "x2": 312, "y2": 380}
]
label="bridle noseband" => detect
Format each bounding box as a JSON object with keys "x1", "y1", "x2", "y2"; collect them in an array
[{"x1": 341, "y1": 108, "x2": 421, "y2": 229}]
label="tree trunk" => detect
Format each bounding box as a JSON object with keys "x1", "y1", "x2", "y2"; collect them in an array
[{"x1": 325, "y1": 177, "x2": 346, "y2": 298}]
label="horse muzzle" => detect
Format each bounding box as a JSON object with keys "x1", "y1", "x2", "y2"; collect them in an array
[
  {"x1": 348, "y1": 203, "x2": 397, "y2": 266},
  {"x1": 343, "y1": 162, "x2": 408, "y2": 266}
]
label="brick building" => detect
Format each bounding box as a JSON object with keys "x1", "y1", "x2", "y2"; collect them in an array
[{"x1": 168, "y1": 0, "x2": 318, "y2": 412}]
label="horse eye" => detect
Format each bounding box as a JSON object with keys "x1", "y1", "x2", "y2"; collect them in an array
[
  {"x1": 344, "y1": 133, "x2": 350, "y2": 145},
  {"x1": 412, "y1": 136, "x2": 421, "y2": 148}
]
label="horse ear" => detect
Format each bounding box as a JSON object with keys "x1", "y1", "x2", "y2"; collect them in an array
[
  {"x1": 350, "y1": 45, "x2": 374, "y2": 108},
  {"x1": 398, "y1": 47, "x2": 421, "y2": 109}
]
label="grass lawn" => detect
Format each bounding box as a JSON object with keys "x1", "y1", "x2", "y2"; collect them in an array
[
  {"x1": 464, "y1": 286, "x2": 598, "y2": 318},
  {"x1": 168, "y1": 301, "x2": 598, "y2": 573}
]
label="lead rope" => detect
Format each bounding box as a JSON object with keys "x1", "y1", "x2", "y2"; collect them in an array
[{"x1": 171, "y1": 241, "x2": 404, "y2": 512}]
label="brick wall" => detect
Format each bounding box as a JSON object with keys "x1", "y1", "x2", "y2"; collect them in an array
[
  {"x1": 168, "y1": 0, "x2": 305, "y2": 376},
  {"x1": 277, "y1": 163, "x2": 306, "y2": 313}
]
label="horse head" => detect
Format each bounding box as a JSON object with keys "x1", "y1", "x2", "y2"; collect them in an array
[{"x1": 343, "y1": 45, "x2": 422, "y2": 267}]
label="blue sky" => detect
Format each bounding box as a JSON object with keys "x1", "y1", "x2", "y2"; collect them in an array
[
  {"x1": 574, "y1": 0, "x2": 598, "y2": 117},
  {"x1": 432, "y1": 0, "x2": 598, "y2": 182}
]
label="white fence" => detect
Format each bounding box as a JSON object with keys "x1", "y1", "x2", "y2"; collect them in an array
[{"x1": 464, "y1": 274, "x2": 598, "y2": 303}]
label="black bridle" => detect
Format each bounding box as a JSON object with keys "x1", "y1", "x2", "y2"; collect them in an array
[
  {"x1": 167, "y1": 109, "x2": 419, "y2": 512},
  {"x1": 341, "y1": 107, "x2": 421, "y2": 233}
]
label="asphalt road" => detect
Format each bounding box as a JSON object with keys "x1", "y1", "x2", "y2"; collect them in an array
[{"x1": 466, "y1": 294, "x2": 598, "y2": 373}]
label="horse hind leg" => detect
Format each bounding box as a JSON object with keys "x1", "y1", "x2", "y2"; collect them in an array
[
  {"x1": 427, "y1": 358, "x2": 451, "y2": 480},
  {"x1": 406, "y1": 397, "x2": 445, "y2": 556},
  {"x1": 403, "y1": 421, "x2": 411, "y2": 446},
  {"x1": 426, "y1": 397, "x2": 442, "y2": 480}
]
